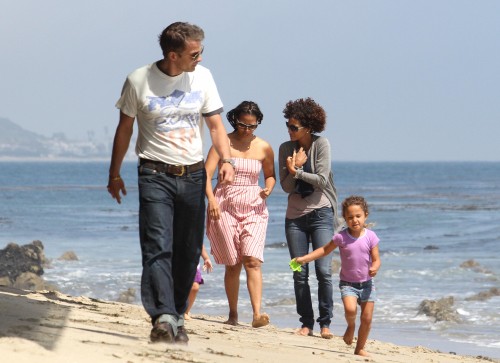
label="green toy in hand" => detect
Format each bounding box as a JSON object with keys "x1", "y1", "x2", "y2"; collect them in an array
[{"x1": 289, "y1": 259, "x2": 302, "y2": 272}]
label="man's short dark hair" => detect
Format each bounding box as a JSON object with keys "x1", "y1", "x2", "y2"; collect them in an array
[{"x1": 158, "y1": 22, "x2": 205, "y2": 56}]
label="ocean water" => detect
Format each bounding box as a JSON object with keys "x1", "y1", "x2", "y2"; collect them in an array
[{"x1": 1, "y1": 161, "x2": 499, "y2": 358}]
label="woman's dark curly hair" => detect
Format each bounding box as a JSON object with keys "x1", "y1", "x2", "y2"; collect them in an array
[
  {"x1": 282, "y1": 97, "x2": 326, "y2": 134},
  {"x1": 226, "y1": 101, "x2": 264, "y2": 130}
]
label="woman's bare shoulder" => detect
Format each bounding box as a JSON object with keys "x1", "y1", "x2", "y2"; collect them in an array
[{"x1": 254, "y1": 136, "x2": 273, "y2": 149}]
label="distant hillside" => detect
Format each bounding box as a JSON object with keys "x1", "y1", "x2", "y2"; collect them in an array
[
  {"x1": 0, "y1": 117, "x2": 112, "y2": 159},
  {"x1": 0, "y1": 118, "x2": 49, "y2": 157}
]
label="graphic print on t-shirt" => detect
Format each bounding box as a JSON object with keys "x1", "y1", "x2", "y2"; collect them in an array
[{"x1": 146, "y1": 89, "x2": 203, "y2": 156}]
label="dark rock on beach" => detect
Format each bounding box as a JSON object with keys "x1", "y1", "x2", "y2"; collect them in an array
[
  {"x1": 424, "y1": 245, "x2": 439, "y2": 250},
  {"x1": 0, "y1": 240, "x2": 46, "y2": 278},
  {"x1": 465, "y1": 287, "x2": 500, "y2": 302},
  {"x1": 417, "y1": 296, "x2": 461, "y2": 322},
  {"x1": 58, "y1": 251, "x2": 79, "y2": 261},
  {"x1": 460, "y1": 259, "x2": 480, "y2": 269},
  {"x1": 460, "y1": 259, "x2": 493, "y2": 274},
  {"x1": 0, "y1": 240, "x2": 50, "y2": 290},
  {"x1": 116, "y1": 287, "x2": 137, "y2": 304},
  {"x1": 267, "y1": 297, "x2": 296, "y2": 306}
]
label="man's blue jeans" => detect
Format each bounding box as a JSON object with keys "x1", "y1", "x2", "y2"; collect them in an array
[
  {"x1": 285, "y1": 207, "x2": 334, "y2": 330},
  {"x1": 138, "y1": 165, "x2": 206, "y2": 324}
]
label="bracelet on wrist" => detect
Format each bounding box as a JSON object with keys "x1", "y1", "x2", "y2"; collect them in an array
[
  {"x1": 221, "y1": 158, "x2": 235, "y2": 168},
  {"x1": 294, "y1": 169, "x2": 303, "y2": 179},
  {"x1": 109, "y1": 175, "x2": 122, "y2": 182}
]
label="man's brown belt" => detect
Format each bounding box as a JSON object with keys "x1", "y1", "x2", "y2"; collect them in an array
[{"x1": 139, "y1": 159, "x2": 205, "y2": 177}]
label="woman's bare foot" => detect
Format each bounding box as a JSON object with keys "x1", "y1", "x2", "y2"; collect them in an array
[
  {"x1": 343, "y1": 324, "x2": 355, "y2": 345},
  {"x1": 224, "y1": 318, "x2": 239, "y2": 326},
  {"x1": 355, "y1": 349, "x2": 370, "y2": 357},
  {"x1": 224, "y1": 314, "x2": 239, "y2": 326},
  {"x1": 320, "y1": 327, "x2": 334, "y2": 339},
  {"x1": 295, "y1": 327, "x2": 313, "y2": 336},
  {"x1": 252, "y1": 313, "x2": 270, "y2": 328}
]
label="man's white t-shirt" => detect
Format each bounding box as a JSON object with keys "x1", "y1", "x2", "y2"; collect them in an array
[{"x1": 116, "y1": 63, "x2": 223, "y2": 165}]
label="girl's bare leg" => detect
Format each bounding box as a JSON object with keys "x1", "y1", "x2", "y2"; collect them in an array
[
  {"x1": 342, "y1": 296, "x2": 358, "y2": 345},
  {"x1": 354, "y1": 301, "x2": 374, "y2": 357},
  {"x1": 224, "y1": 263, "x2": 243, "y2": 325},
  {"x1": 184, "y1": 282, "x2": 200, "y2": 320}
]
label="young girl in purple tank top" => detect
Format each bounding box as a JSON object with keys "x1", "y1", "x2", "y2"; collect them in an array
[{"x1": 293, "y1": 195, "x2": 381, "y2": 357}]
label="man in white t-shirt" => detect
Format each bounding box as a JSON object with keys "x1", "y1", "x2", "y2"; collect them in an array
[{"x1": 107, "y1": 22, "x2": 234, "y2": 344}]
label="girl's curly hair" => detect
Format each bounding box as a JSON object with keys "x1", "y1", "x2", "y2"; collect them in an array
[
  {"x1": 282, "y1": 97, "x2": 326, "y2": 133},
  {"x1": 341, "y1": 195, "x2": 376, "y2": 229},
  {"x1": 342, "y1": 195, "x2": 369, "y2": 217},
  {"x1": 226, "y1": 101, "x2": 264, "y2": 130}
]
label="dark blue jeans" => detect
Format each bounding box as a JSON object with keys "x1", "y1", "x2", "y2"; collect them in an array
[
  {"x1": 138, "y1": 165, "x2": 206, "y2": 324},
  {"x1": 285, "y1": 207, "x2": 334, "y2": 330}
]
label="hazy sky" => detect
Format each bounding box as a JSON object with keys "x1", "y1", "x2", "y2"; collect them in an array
[{"x1": 1, "y1": 1, "x2": 499, "y2": 161}]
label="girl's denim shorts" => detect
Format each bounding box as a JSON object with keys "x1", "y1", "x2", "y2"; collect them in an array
[{"x1": 339, "y1": 279, "x2": 377, "y2": 303}]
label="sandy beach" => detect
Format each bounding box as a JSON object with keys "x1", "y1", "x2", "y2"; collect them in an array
[{"x1": 0, "y1": 286, "x2": 496, "y2": 363}]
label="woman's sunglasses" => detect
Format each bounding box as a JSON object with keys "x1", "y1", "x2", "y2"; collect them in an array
[
  {"x1": 236, "y1": 121, "x2": 258, "y2": 130},
  {"x1": 286, "y1": 122, "x2": 305, "y2": 132}
]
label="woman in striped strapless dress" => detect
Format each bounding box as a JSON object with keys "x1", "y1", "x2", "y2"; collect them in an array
[{"x1": 205, "y1": 101, "x2": 275, "y2": 328}]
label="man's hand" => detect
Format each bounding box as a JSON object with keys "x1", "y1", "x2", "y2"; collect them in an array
[
  {"x1": 107, "y1": 176, "x2": 127, "y2": 204},
  {"x1": 218, "y1": 163, "x2": 234, "y2": 184}
]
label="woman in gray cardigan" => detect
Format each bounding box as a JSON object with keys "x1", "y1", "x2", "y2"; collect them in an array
[{"x1": 278, "y1": 97, "x2": 340, "y2": 339}]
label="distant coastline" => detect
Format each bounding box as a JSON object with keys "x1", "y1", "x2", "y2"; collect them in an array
[
  {"x1": 2, "y1": 118, "x2": 499, "y2": 163},
  {"x1": 0, "y1": 156, "x2": 135, "y2": 162},
  {"x1": 0, "y1": 117, "x2": 135, "y2": 161}
]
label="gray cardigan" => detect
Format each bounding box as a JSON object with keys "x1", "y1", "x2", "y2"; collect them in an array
[{"x1": 278, "y1": 135, "x2": 342, "y2": 231}]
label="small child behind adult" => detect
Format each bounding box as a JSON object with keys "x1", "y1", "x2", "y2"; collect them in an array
[
  {"x1": 184, "y1": 245, "x2": 213, "y2": 320},
  {"x1": 293, "y1": 195, "x2": 381, "y2": 357}
]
